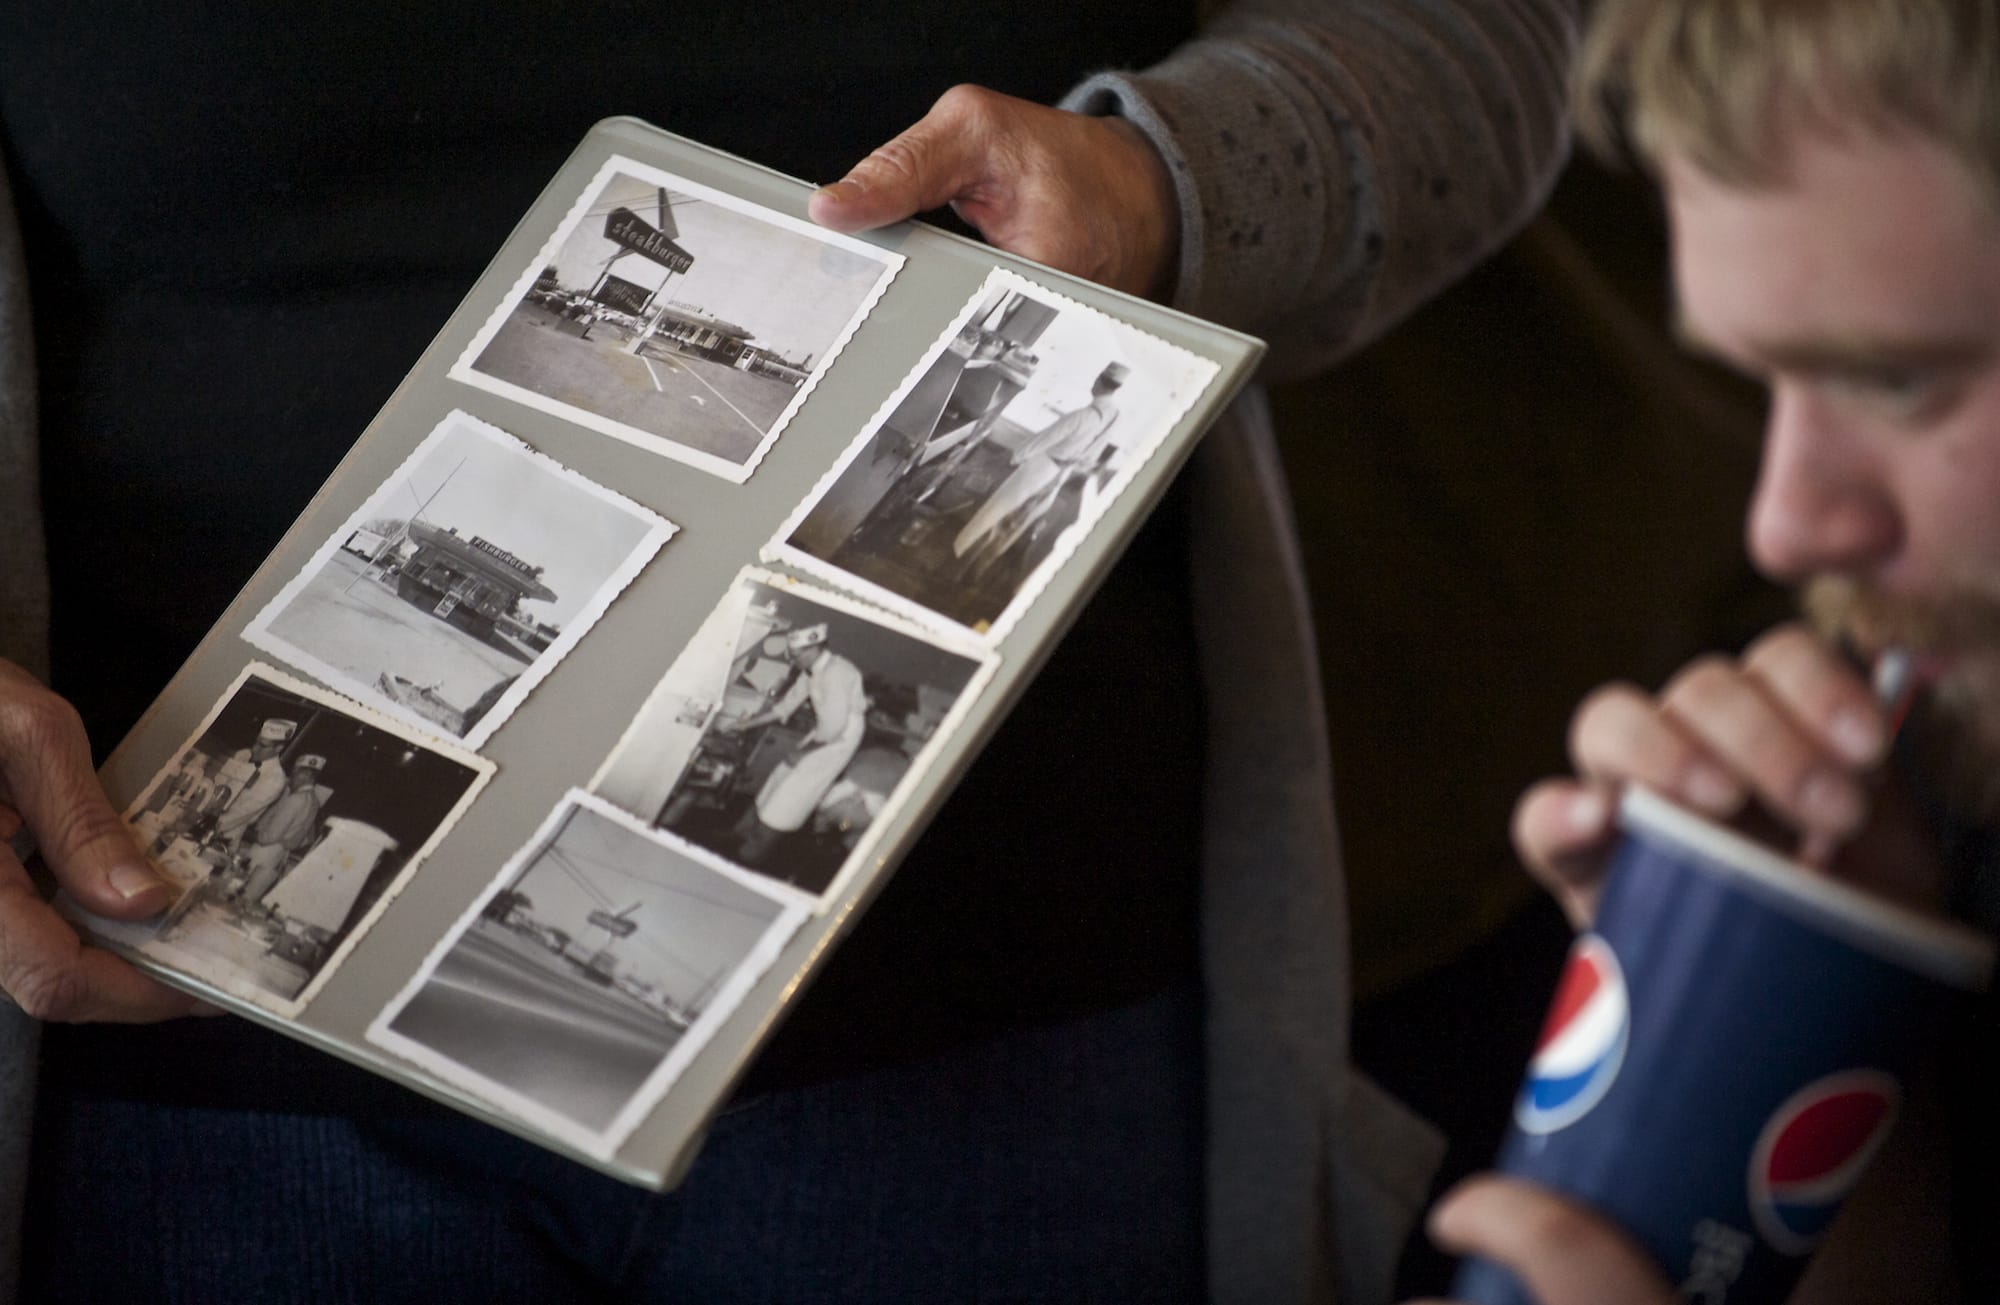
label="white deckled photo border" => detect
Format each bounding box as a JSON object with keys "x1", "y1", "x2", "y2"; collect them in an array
[
  {"x1": 448, "y1": 154, "x2": 905, "y2": 483},
  {"x1": 77, "y1": 661, "x2": 495, "y2": 1019},
  {"x1": 241, "y1": 409, "x2": 675, "y2": 752},
  {"x1": 586, "y1": 565, "x2": 1000, "y2": 910},
  {"x1": 365, "y1": 788, "x2": 812, "y2": 1160},
  {"x1": 763, "y1": 267, "x2": 1220, "y2": 644}
]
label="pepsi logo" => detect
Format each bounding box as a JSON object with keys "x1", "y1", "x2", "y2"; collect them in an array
[
  {"x1": 1516, "y1": 934, "x2": 1629, "y2": 1135},
  {"x1": 1748, "y1": 1070, "x2": 1900, "y2": 1255}
]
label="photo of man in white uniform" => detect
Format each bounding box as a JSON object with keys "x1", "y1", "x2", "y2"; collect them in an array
[
  {"x1": 209, "y1": 717, "x2": 296, "y2": 855},
  {"x1": 719, "y1": 623, "x2": 868, "y2": 870},
  {"x1": 232, "y1": 753, "x2": 329, "y2": 910},
  {"x1": 951, "y1": 360, "x2": 1124, "y2": 573}
]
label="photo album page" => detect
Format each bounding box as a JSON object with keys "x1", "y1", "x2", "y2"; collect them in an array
[{"x1": 73, "y1": 117, "x2": 1262, "y2": 1185}]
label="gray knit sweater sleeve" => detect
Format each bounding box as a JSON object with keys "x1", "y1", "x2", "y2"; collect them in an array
[{"x1": 1063, "y1": 0, "x2": 1578, "y2": 379}]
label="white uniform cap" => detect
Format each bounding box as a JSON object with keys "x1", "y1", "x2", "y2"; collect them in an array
[
  {"x1": 258, "y1": 719, "x2": 298, "y2": 744},
  {"x1": 785, "y1": 623, "x2": 829, "y2": 651},
  {"x1": 1097, "y1": 361, "x2": 1130, "y2": 387},
  {"x1": 294, "y1": 753, "x2": 326, "y2": 773}
]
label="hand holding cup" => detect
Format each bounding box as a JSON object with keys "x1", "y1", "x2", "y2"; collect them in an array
[
  {"x1": 1455, "y1": 628, "x2": 1991, "y2": 1304},
  {"x1": 1512, "y1": 623, "x2": 1939, "y2": 926}
]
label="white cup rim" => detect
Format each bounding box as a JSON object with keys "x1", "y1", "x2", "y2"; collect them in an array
[{"x1": 1618, "y1": 785, "x2": 1995, "y2": 992}]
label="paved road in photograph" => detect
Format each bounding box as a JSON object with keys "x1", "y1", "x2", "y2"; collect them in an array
[
  {"x1": 389, "y1": 924, "x2": 683, "y2": 1132},
  {"x1": 472, "y1": 306, "x2": 797, "y2": 464},
  {"x1": 262, "y1": 552, "x2": 529, "y2": 714}
]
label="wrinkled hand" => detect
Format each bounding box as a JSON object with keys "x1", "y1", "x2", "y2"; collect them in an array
[
  {"x1": 1511, "y1": 623, "x2": 1939, "y2": 927},
  {"x1": 1405, "y1": 1176, "x2": 1677, "y2": 1305},
  {"x1": 808, "y1": 84, "x2": 1180, "y2": 300},
  {"x1": 0, "y1": 660, "x2": 201, "y2": 1021}
]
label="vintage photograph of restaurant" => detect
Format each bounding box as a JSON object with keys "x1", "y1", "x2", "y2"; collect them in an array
[
  {"x1": 772, "y1": 269, "x2": 1217, "y2": 639},
  {"x1": 591, "y1": 568, "x2": 996, "y2": 901},
  {"x1": 451, "y1": 155, "x2": 903, "y2": 481},
  {"x1": 369, "y1": 791, "x2": 809, "y2": 1155},
  {"x1": 92, "y1": 664, "x2": 492, "y2": 1015},
  {"x1": 244, "y1": 410, "x2": 675, "y2": 750}
]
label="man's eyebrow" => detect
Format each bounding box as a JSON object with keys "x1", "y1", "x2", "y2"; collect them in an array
[
  {"x1": 1762, "y1": 338, "x2": 1988, "y2": 375},
  {"x1": 1670, "y1": 312, "x2": 1988, "y2": 373}
]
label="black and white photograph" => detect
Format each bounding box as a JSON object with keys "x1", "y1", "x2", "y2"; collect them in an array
[
  {"x1": 770, "y1": 269, "x2": 1218, "y2": 639},
  {"x1": 591, "y1": 569, "x2": 996, "y2": 902},
  {"x1": 86, "y1": 664, "x2": 493, "y2": 1015},
  {"x1": 244, "y1": 410, "x2": 674, "y2": 750},
  {"x1": 450, "y1": 155, "x2": 902, "y2": 482},
  {"x1": 369, "y1": 791, "x2": 808, "y2": 1155}
]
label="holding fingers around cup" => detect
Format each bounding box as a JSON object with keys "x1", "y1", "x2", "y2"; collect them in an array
[
  {"x1": 1405, "y1": 1176, "x2": 1677, "y2": 1305},
  {"x1": 1510, "y1": 623, "x2": 1943, "y2": 927},
  {"x1": 0, "y1": 659, "x2": 202, "y2": 1023}
]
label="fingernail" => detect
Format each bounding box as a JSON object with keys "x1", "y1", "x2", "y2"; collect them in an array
[
  {"x1": 1684, "y1": 764, "x2": 1740, "y2": 812},
  {"x1": 1564, "y1": 790, "x2": 1608, "y2": 833},
  {"x1": 817, "y1": 177, "x2": 864, "y2": 201},
  {"x1": 1799, "y1": 770, "x2": 1864, "y2": 833},
  {"x1": 108, "y1": 863, "x2": 168, "y2": 901},
  {"x1": 1828, "y1": 708, "x2": 1882, "y2": 764}
]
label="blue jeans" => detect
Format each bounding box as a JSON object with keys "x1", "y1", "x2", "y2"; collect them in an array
[{"x1": 23, "y1": 988, "x2": 1204, "y2": 1303}]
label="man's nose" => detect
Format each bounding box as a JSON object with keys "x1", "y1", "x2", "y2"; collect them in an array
[{"x1": 1745, "y1": 386, "x2": 1903, "y2": 582}]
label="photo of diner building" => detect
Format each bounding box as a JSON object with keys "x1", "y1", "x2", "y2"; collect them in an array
[
  {"x1": 456, "y1": 165, "x2": 896, "y2": 475},
  {"x1": 245, "y1": 412, "x2": 671, "y2": 745},
  {"x1": 395, "y1": 522, "x2": 558, "y2": 650}
]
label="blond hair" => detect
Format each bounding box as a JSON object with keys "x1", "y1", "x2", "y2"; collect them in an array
[{"x1": 1576, "y1": 0, "x2": 2000, "y2": 198}]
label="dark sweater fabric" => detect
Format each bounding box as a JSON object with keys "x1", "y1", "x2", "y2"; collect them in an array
[{"x1": 4, "y1": 2, "x2": 1203, "y2": 1109}]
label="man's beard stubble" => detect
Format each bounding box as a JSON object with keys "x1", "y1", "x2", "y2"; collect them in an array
[{"x1": 1806, "y1": 575, "x2": 2000, "y2": 824}]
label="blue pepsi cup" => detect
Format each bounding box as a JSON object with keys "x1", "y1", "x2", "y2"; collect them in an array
[{"x1": 1453, "y1": 785, "x2": 1993, "y2": 1305}]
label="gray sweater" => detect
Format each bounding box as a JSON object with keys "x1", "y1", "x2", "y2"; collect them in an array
[{"x1": 0, "y1": 2, "x2": 1575, "y2": 1300}]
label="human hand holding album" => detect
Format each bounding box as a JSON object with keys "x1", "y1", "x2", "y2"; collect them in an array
[
  {"x1": 0, "y1": 659, "x2": 202, "y2": 1022},
  {"x1": 808, "y1": 84, "x2": 1180, "y2": 300}
]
